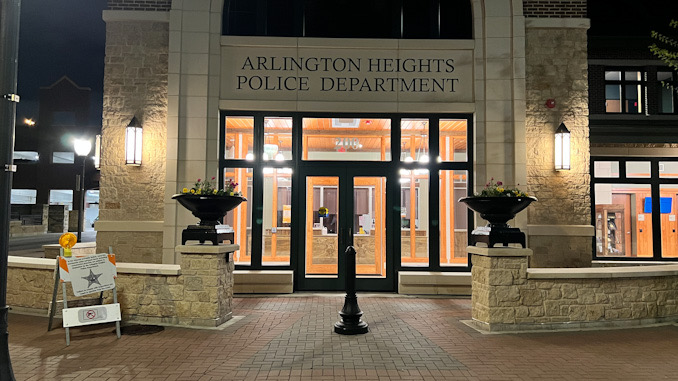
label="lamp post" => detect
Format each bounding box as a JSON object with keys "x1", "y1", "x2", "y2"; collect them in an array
[{"x1": 73, "y1": 138, "x2": 92, "y2": 243}]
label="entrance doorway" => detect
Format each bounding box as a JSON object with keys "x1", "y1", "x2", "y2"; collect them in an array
[{"x1": 297, "y1": 167, "x2": 392, "y2": 291}]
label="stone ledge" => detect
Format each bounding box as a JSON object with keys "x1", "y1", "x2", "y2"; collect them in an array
[
  {"x1": 525, "y1": 18, "x2": 590, "y2": 29},
  {"x1": 175, "y1": 244, "x2": 239, "y2": 255},
  {"x1": 102, "y1": 10, "x2": 170, "y2": 23},
  {"x1": 463, "y1": 316, "x2": 678, "y2": 334},
  {"x1": 8, "y1": 256, "x2": 181, "y2": 276},
  {"x1": 43, "y1": 242, "x2": 97, "y2": 259},
  {"x1": 592, "y1": 260, "x2": 668, "y2": 267},
  {"x1": 467, "y1": 246, "x2": 533, "y2": 257},
  {"x1": 528, "y1": 264, "x2": 678, "y2": 279}
]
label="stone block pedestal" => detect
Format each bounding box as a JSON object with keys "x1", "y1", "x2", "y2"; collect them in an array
[
  {"x1": 469, "y1": 245, "x2": 532, "y2": 329},
  {"x1": 175, "y1": 244, "x2": 238, "y2": 327}
]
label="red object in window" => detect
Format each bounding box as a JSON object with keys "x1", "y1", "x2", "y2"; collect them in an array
[
  {"x1": 545, "y1": 99, "x2": 556, "y2": 108},
  {"x1": 634, "y1": 102, "x2": 638, "y2": 107}
]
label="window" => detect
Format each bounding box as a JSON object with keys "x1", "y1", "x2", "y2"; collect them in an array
[
  {"x1": 49, "y1": 189, "x2": 74, "y2": 210},
  {"x1": 224, "y1": 167, "x2": 253, "y2": 265},
  {"x1": 224, "y1": 116, "x2": 254, "y2": 160},
  {"x1": 13, "y1": 151, "x2": 39, "y2": 163},
  {"x1": 657, "y1": 71, "x2": 677, "y2": 114},
  {"x1": 10, "y1": 189, "x2": 37, "y2": 205},
  {"x1": 222, "y1": 0, "x2": 472, "y2": 39},
  {"x1": 592, "y1": 158, "x2": 678, "y2": 260},
  {"x1": 604, "y1": 70, "x2": 645, "y2": 114},
  {"x1": 303, "y1": 117, "x2": 391, "y2": 161},
  {"x1": 52, "y1": 152, "x2": 75, "y2": 164}
]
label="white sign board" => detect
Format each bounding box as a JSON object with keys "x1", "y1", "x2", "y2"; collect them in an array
[
  {"x1": 59, "y1": 253, "x2": 117, "y2": 297},
  {"x1": 63, "y1": 303, "x2": 121, "y2": 328}
]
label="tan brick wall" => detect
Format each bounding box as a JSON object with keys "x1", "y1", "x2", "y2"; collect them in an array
[
  {"x1": 472, "y1": 253, "x2": 678, "y2": 331},
  {"x1": 525, "y1": 26, "x2": 591, "y2": 267},
  {"x1": 100, "y1": 19, "x2": 168, "y2": 260}
]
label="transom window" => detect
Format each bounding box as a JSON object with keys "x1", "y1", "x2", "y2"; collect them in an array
[{"x1": 222, "y1": 0, "x2": 473, "y2": 39}]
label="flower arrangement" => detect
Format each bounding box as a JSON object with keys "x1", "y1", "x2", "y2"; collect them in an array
[
  {"x1": 473, "y1": 178, "x2": 529, "y2": 197},
  {"x1": 182, "y1": 177, "x2": 242, "y2": 197}
]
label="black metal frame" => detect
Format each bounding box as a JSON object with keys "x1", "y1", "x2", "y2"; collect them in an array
[
  {"x1": 603, "y1": 67, "x2": 647, "y2": 114},
  {"x1": 591, "y1": 156, "x2": 678, "y2": 261},
  {"x1": 219, "y1": 111, "x2": 474, "y2": 291},
  {"x1": 221, "y1": 0, "x2": 472, "y2": 40},
  {"x1": 656, "y1": 69, "x2": 678, "y2": 115}
]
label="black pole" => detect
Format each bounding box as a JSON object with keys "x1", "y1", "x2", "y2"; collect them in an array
[
  {"x1": 77, "y1": 157, "x2": 85, "y2": 242},
  {"x1": 334, "y1": 246, "x2": 368, "y2": 335},
  {"x1": 0, "y1": 0, "x2": 21, "y2": 379}
]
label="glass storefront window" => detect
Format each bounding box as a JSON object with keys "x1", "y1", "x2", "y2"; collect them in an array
[
  {"x1": 660, "y1": 185, "x2": 678, "y2": 258},
  {"x1": 224, "y1": 167, "x2": 253, "y2": 264},
  {"x1": 440, "y1": 170, "x2": 468, "y2": 267},
  {"x1": 264, "y1": 117, "x2": 292, "y2": 161},
  {"x1": 302, "y1": 117, "x2": 391, "y2": 161},
  {"x1": 400, "y1": 119, "x2": 429, "y2": 163},
  {"x1": 626, "y1": 161, "x2": 650, "y2": 178},
  {"x1": 660, "y1": 162, "x2": 678, "y2": 178},
  {"x1": 400, "y1": 169, "x2": 429, "y2": 267},
  {"x1": 439, "y1": 119, "x2": 468, "y2": 162},
  {"x1": 354, "y1": 177, "x2": 386, "y2": 278},
  {"x1": 224, "y1": 116, "x2": 254, "y2": 160},
  {"x1": 593, "y1": 161, "x2": 620, "y2": 178},
  {"x1": 595, "y1": 183, "x2": 653, "y2": 258},
  {"x1": 306, "y1": 176, "x2": 339, "y2": 277},
  {"x1": 263, "y1": 167, "x2": 292, "y2": 266}
]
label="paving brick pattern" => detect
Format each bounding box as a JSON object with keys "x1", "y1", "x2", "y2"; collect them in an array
[{"x1": 8, "y1": 295, "x2": 678, "y2": 380}]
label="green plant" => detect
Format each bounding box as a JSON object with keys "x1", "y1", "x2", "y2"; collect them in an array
[
  {"x1": 182, "y1": 177, "x2": 242, "y2": 196},
  {"x1": 474, "y1": 178, "x2": 529, "y2": 197}
]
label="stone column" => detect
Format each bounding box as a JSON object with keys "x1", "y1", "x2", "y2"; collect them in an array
[
  {"x1": 175, "y1": 243, "x2": 237, "y2": 327},
  {"x1": 469, "y1": 245, "x2": 532, "y2": 331}
]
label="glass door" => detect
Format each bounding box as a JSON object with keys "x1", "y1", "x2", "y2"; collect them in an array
[{"x1": 298, "y1": 167, "x2": 392, "y2": 291}]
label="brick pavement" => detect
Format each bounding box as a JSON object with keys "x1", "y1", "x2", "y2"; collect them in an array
[{"x1": 8, "y1": 294, "x2": 678, "y2": 380}]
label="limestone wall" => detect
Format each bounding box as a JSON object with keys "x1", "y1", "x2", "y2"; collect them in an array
[
  {"x1": 470, "y1": 247, "x2": 678, "y2": 332},
  {"x1": 7, "y1": 244, "x2": 236, "y2": 327},
  {"x1": 525, "y1": 19, "x2": 592, "y2": 267},
  {"x1": 99, "y1": 11, "x2": 169, "y2": 263}
]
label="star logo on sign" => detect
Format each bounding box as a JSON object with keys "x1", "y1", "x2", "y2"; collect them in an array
[{"x1": 82, "y1": 269, "x2": 103, "y2": 288}]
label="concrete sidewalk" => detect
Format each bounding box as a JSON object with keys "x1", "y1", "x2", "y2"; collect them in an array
[{"x1": 8, "y1": 294, "x2": 678, "y2": 380}]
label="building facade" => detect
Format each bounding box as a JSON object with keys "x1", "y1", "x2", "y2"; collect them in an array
[
  {"x1": 589, "y1": 32, "x2": 678, "y2": 262},
  {"x1": 99, "y1": 0, "x2": 592, "y2": 291},
  {"x1": 12, "y1": 76, "x2": 100, "y2": 233}
]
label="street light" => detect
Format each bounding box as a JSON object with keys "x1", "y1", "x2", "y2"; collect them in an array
[{"x1": 74, "y1": 138, "x2": 92, "y2": 243}]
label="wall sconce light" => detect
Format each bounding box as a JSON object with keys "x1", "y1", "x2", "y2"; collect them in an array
[
  {"x1": 125, "y1": 116, "x2": 142, "y2": 166},
  {"x1": 555, "y1": 122, "x2": 570, "y2": 171}
]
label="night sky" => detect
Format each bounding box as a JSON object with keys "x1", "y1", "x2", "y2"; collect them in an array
[
  {"x1": 16, "y1": 0, "x2": 107, "y2": 126},
  {"x1": 13, "y1": 0, "x2": 678, "y2": 128}
]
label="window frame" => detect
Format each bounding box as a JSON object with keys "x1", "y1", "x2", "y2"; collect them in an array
[
  {"x1": 656, "y1": 69, "x2": 678, "y2": 115},
  {"x1": 604, "y1": 68, "x2": 647, "y2": 114},
  {"x1": 591, "y1": 156, "x2": 678, "y2": 261},
  {"x1": 219, "y1": 111, "x2": 474, "y2": 276}
]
